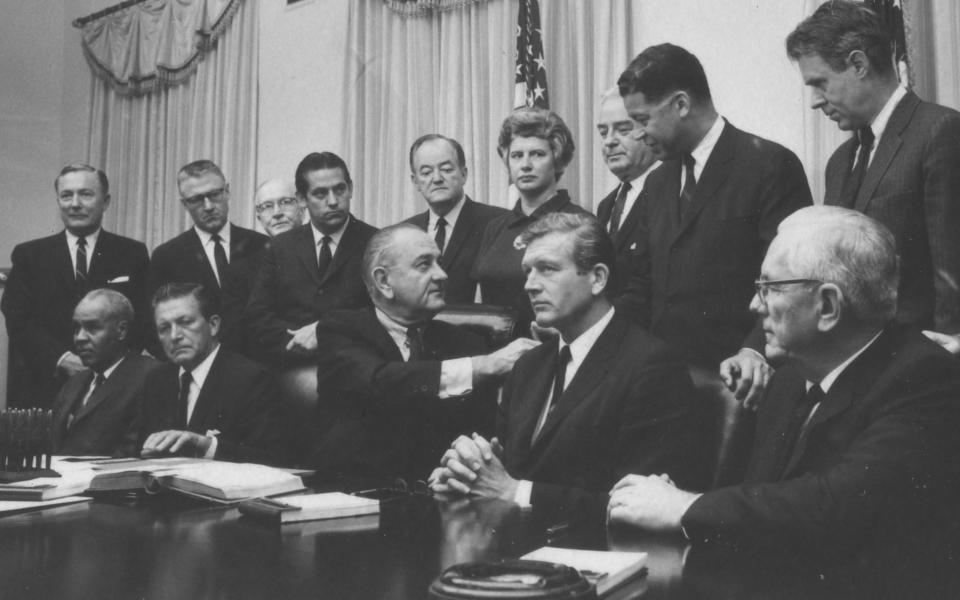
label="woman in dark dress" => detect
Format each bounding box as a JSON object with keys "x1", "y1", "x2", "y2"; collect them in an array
[{"x1": 471, "y1": 107, "x2": 588, "y2": 335}]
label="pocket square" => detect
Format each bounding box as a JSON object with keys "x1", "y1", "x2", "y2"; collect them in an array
[
  {"x1": 108, "y1": 275, "x2": 130, "y2": 283},
  {"x1": 629, "y1": 242, "x2": 638, "y2": 251}
]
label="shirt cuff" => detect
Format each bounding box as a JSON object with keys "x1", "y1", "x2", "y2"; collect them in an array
[
  {"x1": 439, "y1": 357, "x2": 473, "y2": 399},
  {"x1": 740, "y1": 347, "x2": 766, "y2": 362},
  {"x1": 56, "y1": 351, "x2": 73, "y2": 370},
  {"x1": 513, "y1": 479, "x2": 533, "y2": 507},
  {"x1": 202, "y1": 434, "x2": 219, "y2": 459}
]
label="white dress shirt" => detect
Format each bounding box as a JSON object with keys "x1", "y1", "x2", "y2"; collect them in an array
[
  {"x1": 311, "y1": 217, "x2": 349, "y2": 264},
  {"x1": 65, "y1": 227, "x2": 101, "y2": 275},
  {"x1": 428, "y1": 196, "x2": 465, "y2": 251},
  {"x1": 193, "y1": 224, "x2": 231, "y2": 285},
  {"x1": 178, "y1": 343, "x2": 222, "y2": 458},
  {"x1": 866, "y1": 84, "x2": 908, "y2": 167},
  {"x1": 681, "y1": 116, "x2": 725, "y2": 190},
  {"x1": 610, "y1": 164, "x2": 660, "y2": 234}
]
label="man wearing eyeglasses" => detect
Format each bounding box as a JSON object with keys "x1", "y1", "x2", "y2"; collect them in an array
[
  {"x1": 608, "y1": 206, "x2": 960, "y2": 595},
  {"x1": 245, "y1": 152, "x2": 377, "y2": 367},
  {"x1": 146, "y1": 160, "x2": 268, "y2": 356}
]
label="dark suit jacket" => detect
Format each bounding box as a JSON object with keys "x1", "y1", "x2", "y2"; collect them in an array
[
  {"x1": 596, "y1": 183, "x2": 650, "y2": 323},
  {"x1": 51, "y1": 354, "x2": 160, "y2": 456},
  {"x1": 1, "y1": 230, "x2": 150, "y2": 407},
  {"x1": 312, "y1": 307, "x2": 496, "y2": 483},
  {"x1": 146, "y1": 223, "x2": 268, "y2": 353},
  {"x1": 825, "y1": 91, "x2": 960, "y2": 333},
  {"x1": 404, "y1": 197, "x2": 509, "y2": 304},
  {"x1": 244, "y1": 218, "x2": 377, "y2": 366},
  {"x1": 498, "y1": 312, "x2": 709, "y2": 513},
  {"x1": 134, "y1": 347, "x2": 289, "y2": 465},
  {"x1": 682, "y1": 325, "x2": 960, "y2": 591},
  {"x1": 626, "y1": 121, "x2": 811, "y2": 366}
]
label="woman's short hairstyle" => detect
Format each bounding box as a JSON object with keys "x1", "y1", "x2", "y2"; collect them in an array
[{"x1": 496, "y1": 107, "x2": 575, "y2": 180}]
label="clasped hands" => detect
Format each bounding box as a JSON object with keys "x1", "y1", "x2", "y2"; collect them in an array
[
  {"x1": 606, "y1": 473, "x2": 702, "y2": 532},
  {"x1": 428, "y1": 433, "x2": 519, "y2": 501}
]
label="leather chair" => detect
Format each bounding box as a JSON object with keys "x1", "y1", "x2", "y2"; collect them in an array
[
  {"x1": 278, "y1": 364, "x2": 319, "y2": 423},
  {"x1": 687, "y1": 364, "x2": 756, "y2": 489},
  {"x1": 433, "y1": 303, "x2": 519, "y2": 351}
]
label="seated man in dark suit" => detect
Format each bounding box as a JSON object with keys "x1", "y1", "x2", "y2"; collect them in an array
[
  {"x1": 312, "y1": 224, "x2": 538, "y2": 483},
  {"x1": 135, "y1": 282, "x2": 288, "y2": 465},
  {"x1": 245, "y1": 152, "x2": 378, "y2": 367},
  {"x1": 617, "y1": 44, "x2": 812, "y2": 405},
  {"x1": 431, "y1": 212, "x2": 707, "y2": 512},
  {"x1": 147, "y1": 160, "x2": 268, "y2": 354},
  {"x1": 51, "y1": 289, "x2": 160, "y2": 456},
  {"x1": 2, "y1": 164, "x2": 150, "y2": 408},
  {"x1": 403, "y1": 134, "x2": 508, "y2": 304},
  {"x1": 609, "y1": 206, "x2": 960, "y2": 595}
]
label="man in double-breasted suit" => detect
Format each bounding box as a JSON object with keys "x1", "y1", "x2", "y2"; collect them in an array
[
  {"x1": 403, "y1": 134, "x2": 508, "y2": 304},
  {"x1": 2, "y1": 164, "x2": 150, "y2": 408},
  {"x1": 245, "y1": 152, "x2": 377, "y2": 367},
  {"x1": 609, "y1": 207, "x2": 960, "y2": 596},
  {"x1": 431, "y1": 213, "x2": 707, "y2": 513},
  {"x1": 617, "y1": 43, "x2": 811, "y2": 405},
  {"x1": 787, "y1": 0, "x2": 960, "y2": 354},
  {"x1": 51, "y1": 289, "x2": 160, "y2": 456}
]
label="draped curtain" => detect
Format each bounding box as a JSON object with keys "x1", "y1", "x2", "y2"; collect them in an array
[
  {"x1": 342, "y1": 0, "x2": 643, "y2": 225},
  {"x1": 84, "y1": 0, "x2": 258, "y2": 249}
]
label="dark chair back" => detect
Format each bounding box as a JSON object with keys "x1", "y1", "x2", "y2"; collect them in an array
[
  {"x1": 433, "y1": 304, "x2": 519, "y2": 350},
  {"x1": 687, "y1": 365, "x2": 756, "y2": 489}
]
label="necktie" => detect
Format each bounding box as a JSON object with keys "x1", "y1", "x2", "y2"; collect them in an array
[
  {"x1": 775, "y1": 384, "x2": 825, "y2": 479},
  {"x1": 679, "y1": 154, "x2": 696, "y2": 222},
  {"x1": 75, "y1": 236, "x2": 88, "y2": 285},
  {"x1": 532, "y1": 345, "x2": 572, "y2": 443},
  {"x1": 838, "y1": 127, "x2": 875, "y2": 208},
  {"x1": 608, "y1": 181, "x2": 632, "y2": 237},
  {"x1": 69, "y1": 372, "x2": 105, "y2": 426},
  {"x1": 317, "y1": 236, "x2": 333, "y2": 278},
  {"x1": 84, "y1": 372, "x2": 106, "y2": 408},
  {"x1": 178, "y1": 371, "x2": 193, "y2": 429},
  {"x1": 211, "y1": 233, "x2": 229, "y2": 287},
  {"x1": 406, "y1": 325, "x2": 425, "y2": 361},
  {"x1": 435, "y1": 217, "x2": 448, "y2": 255}
]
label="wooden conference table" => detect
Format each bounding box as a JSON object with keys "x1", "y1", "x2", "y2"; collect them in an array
[{"x1": 0, "y1": 487, "x2": 898, "y2": 600}]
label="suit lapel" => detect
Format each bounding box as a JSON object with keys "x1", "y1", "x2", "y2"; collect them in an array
[
  {"x1": 824, "y1": 139, "x2": 856, "y2": 206},
  {"x1": 321, "y1": 218, "x2": 361, "y2": 285},
  {"x1": 187, "y1": 229, "x2": 218, "y2": 288},
  {"x1": 855, "y1": 93, "x2": 919, "y2": 213},
  {"x1": 614, "y1": 199, "x2": 643, "y2": 252},
  {"x1": 52, "y1": 372, "x2": 93, "y2": 442},
  {"x1": 71, "y1": 355, "x2": 133, "y2": 425},
  {"x1": 440, "y1": 200, "x2": 473, "y2": 269},
  {"x1": 87, "y1": 231, "x2": 111, "y2": 282},
  {"x1": 596, "y1": 188, "x2": 617, "y2": 230},
  {"x1": 510, "y1": 341, "x2": 559, "y2": 465},
  {"x1": 56, "y1": 232, "x2": 78, "y2": 295},
  {"x1": 295, "y1": 225, "x2": 323, "y2": 284},
  {"x1": 670, "y1": 125, "x2": 736, "y2": 246},
  {"x1": 188, "y1": 351, "x2": 224, "y2": 431}
]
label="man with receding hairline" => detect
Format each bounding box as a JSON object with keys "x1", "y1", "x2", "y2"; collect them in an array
[{"x1": 2, "y1": 163, "x2": 149, "y2": 408}]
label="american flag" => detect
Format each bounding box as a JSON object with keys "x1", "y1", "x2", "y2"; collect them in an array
[{"x1": 514, "y1": 0, "x2": 549, "y2": 109}]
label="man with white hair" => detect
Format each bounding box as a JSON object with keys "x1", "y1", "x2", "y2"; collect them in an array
[{"x1": 608, "y1": 205, "x2": 960, "y2": 593}]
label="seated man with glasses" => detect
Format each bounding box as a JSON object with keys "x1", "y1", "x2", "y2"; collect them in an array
[
  {"x1": 147, "y1": 160, "x2": 268, "y2": 356},
  {"x1": 608, "y1": 206, "x2": 960, "y2": 596}
]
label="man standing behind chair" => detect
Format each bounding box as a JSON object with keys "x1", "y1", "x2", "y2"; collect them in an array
[
  {"x1": 2, "y1": 164, "x2": 149, "y2": 408},
  {"x1": 617, "y1": 44, "x2": 812, "y2": 404},
  {"x1": 245, "y1": 152, "x2": 377, "y2": 367},
  {"x1": 594, "y1": 88, "x2": 659, "y2": 320},
  {"x1": 312, "y1": 224, "x2": 537, "y2": 482},
  {"x1": 431, "y1": 213, "x2": 707, "y2": 512},
  {"x1": 146, "y1": 160, "x2": 268, "y2": 354},
  {"x1": 136, "y1": 283, "x2": 288, "y2": 465},
  {"x1": 786, "y1": 0, "x2": 960, "y2": 354},
  {"x1": 608, "y1": 206, "x2": 960, "y2": 595},
  {"x1": 51, "y1": 289, "x2": 159, "y2": 456},
  {"x1": 404, "y1": 134, "x2": 508, "y2": 304}
]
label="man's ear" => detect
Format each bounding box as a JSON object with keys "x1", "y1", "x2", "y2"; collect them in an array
[
  {"x1": 590, "y1": 263, "x2": 611, "y2": 297},
  {"x1": 208, "y1": 314, "x2": 222, "y2": 338},
  {"x1": 816, "y1": 284, "x2": 843, "y2": 332},
  {"x1": 372, "y1": 266, "x2": 393, "y2": 299},
  {"x1": 847, "y1": 50, "x2": 870, "y2": 78},
  {"x1": 673, "y1": 91, "x2": 692, "y2": 118}
]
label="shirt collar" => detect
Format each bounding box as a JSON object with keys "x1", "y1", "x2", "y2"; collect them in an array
[
  {"x1": 869, "y1": 84, "x2": 908, "y2": 142},
  {"x1": 560, "y1": 307, "x2": 616, "y2": 367},
  {"x1": 625, "y1": 162, "x2": 659, "y2": 191},
  {"x1": 375, "y1": 307, "x2": 414, "y2": 355},
  {"x1": 810, "y1": 329, "x2": 883, "y2": 393},
  {"x1": 510, "y1": 190, "x2": 571, "y2": 221},
  {"x1": 180, "y1": 343, "x2": 221, "y2": 389},
  {"x1": 99, "y1": 355, "x2": 125, "y2": 379},
  {"x1": 429, "y1": 196, "x2": 465, "y2": 233},
  {"x1": 689, "y1": 116, "x2": 725, "y2": 174},
  {"x1": 65, "y1": 227, "x2": 101, "y2": 249},
  {"x1": 194, "y1": 223, "x2": 230, "y2": 247},
  {"x1": 311, "y1": 215, "x2": 350, "y2": 247}
]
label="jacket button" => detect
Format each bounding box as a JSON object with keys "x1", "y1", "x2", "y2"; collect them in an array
[{"x1": 317, "y1": 288, "x2": 324, "y2": 295}]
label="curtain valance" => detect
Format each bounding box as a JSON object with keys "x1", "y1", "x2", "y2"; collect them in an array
[
  {"x1": 384, "y1": 0, "x2": 491, "y2": 18},
  {"x1": 74, "y1": 0, "x2": 242, "y2": 96}
]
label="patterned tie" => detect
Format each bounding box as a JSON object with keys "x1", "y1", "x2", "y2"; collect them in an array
[
  {"x1": 775, "y1": 384, "x2": 825, "y2": 479},
  {"x1": 608, "y1": 181, "x2": 632, "y2": 237},
  {"x1": 317, "y1": 235, "x2": 333, "y2": 278},
  {"x1": 838, "y1": 127, "x2": 875, "y2": 208},
  {"x1": 678, "y1": 154, "x2": 697, "y2": 222},
  {"x1": 178, "y1": 371, "x2": 193, "y2": 429},
  {"x1": 435, "y1": 217, "x2": 448, "y2": 255},
  {"x1": 75, "y1": 236, "x2": 88, "y2": 286},
  {"x1": 532, "y1": 345, "x2": 572, "y2": 443},
  {"x1": 211, "y1": 233, "x2": 229, "y2": 287}
]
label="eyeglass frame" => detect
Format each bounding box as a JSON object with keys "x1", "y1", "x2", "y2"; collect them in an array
[
  {"x1": 255, "y1": 196, "x2": 299, "y2": 214},
  {"x1": 181, "y1": 187, "x2": 229, "y2": 208},
  {"x1": 753, "y1": 278, "x2": 824, "y2": 304}
]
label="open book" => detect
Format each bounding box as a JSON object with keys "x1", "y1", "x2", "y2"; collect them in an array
[
  {"x1": 521, "y1": 547, "x2": 648, "y2": 597},
  {"x1": 239, "y1": 492, "x2": 380, "y2": 523},
  {"x1": 0, "y1": 458, "x2": 99, "y2": 501}
]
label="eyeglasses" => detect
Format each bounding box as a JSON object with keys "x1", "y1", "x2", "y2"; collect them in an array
[
  {"x1": 255, "y1": 197, "x2": 298, "y2": 214},
  {"x1": 182, "y1": 188, "x2": 227, "y2": 208},
  {"x1": 753, "y1": 278, "x2": 823, "y2": 304}
]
